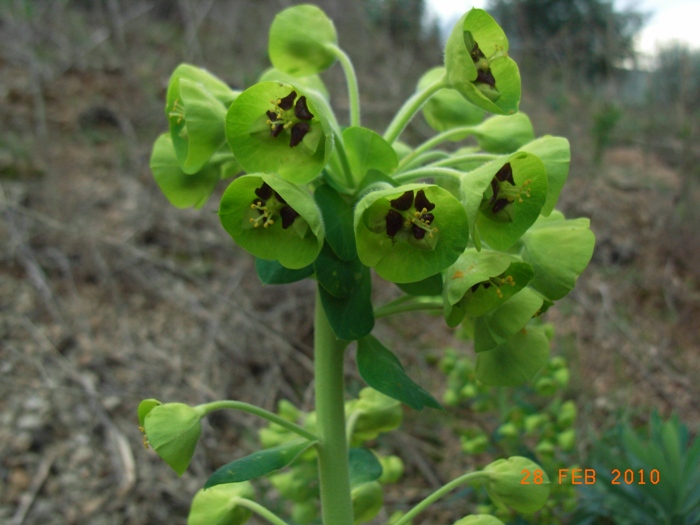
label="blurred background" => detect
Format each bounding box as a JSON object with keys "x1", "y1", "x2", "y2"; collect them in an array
[{"x1": 1, "y1": 1, "x2": 698, "y2": 524}]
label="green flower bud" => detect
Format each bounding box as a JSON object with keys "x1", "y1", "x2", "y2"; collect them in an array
[
  {"x1": 351, "y1": 481, "x2": 384, "y2": 524},
  {"x1": 378, "y1": 455, "x2": 405, "y2": 484},
  {"x1": 187, "y1": 482, "x2": 254, "y2": 525},
  {"x1": 141, "y1": 402, "x2": 204, "y2": 476},
  {"x1": 524, "y1": 413, "x2": 549, "y2": 435},
  {"x1": 350, "y1": 388, "x2": 403, "y2": 442},
  {"x1": 484, "y1": 456, "x2": 550, "y2": 513},
  {"x1": 453, "y1": 516, "x2": 506, "y2": 525},
  {"x1": 268, "y1": 5, "x2": 338, "y2": 76},
  {"x1": 535, "y1": 377, "x2": 557, "y2": 396},
  {"x1": 461, "y1": 433, "x2": 489, "y2": 454},
  {"x1": 354, "y1": 184, "x2": 468, "y2": 283},
  {"x1": 444, "y1": 9, "x2": 521, "y2": 115},
  {"x1": 291, "y1": 501, "x2": 318, "y2": 524},
  {"x1": 535, "y1": 440, "x2": 555, "y2": 456},
  {"x1": 497, "y1": 422, "x2": 519, "y2": 439},
  {"x1": 556, "y1": 400, "x2": 577, "y2": 428},
  {"x1": 557, "y1": 428, "x2": 576, "y2": 451},
  {"x1": 553, "y1": 367, "x2": 570, "y2": 388},
  {"x1": 219, "y1": 173, "x2": 324, "y2": 269},
  {"x1": 166, "y1": 64, "x2": 239, "y2": 175}
]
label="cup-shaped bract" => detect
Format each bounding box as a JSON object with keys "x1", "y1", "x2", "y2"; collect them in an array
[
  {"x1": 219, "y1": 173, "x2": 324, "y2": 269},
  {"x1": 461, "y1": 152, "x2": 547, "y2": 251},
  {"x1": 418, "y1": 67, "x2": 485, "y2": 135},
  {"x1": 443, "y1": 248, "x2": 534, "y2": 326},
  {"x1": 520, "y1": 211, "x2": 595, "y2": 301},
  {"x1": 187, "y1": 482, "x2": 255, "y2": 525},
  {"x1": 355, "y1": 184, "x2": 469, "y2": 283},
  {"x1": 471, "y1": 113, "x2": 535, "y2": 154},
  {"x1": 517, "y1": 136, "x2": 571, "y2": 216},
  {"x1": 166, "y1": 64, "x2": 239, "y2": 174},
  {"x1": 475, "y1": 323, "x2": 550, "y2": 386},
  {"x1": 151, "y1": 134, "x2": 233, "y2": 209},
  {"x1": 484, "y1": 456, "x2": 550, "y2": 513},
  {"x1": 473, "y1": 287, "x2": 544, "y2": 353},
  {"x1": 226, "y1": 81, "x2": 332, "y2": 184},
  {"x1": 444, "y1": 9, "x2": 521, "y2": 115},
  {"x1": 142, "y1": 402, "x2": 203, "y2": 476},
  {"x1": 268, "y1": 4, "x2": 338, "y2": 77}
]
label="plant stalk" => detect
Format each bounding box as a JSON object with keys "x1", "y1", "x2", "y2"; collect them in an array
[{"x1": 314, "y1": 289, "x2": 354, "y2": 525}]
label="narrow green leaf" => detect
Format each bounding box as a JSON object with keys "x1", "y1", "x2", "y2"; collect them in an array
[
  {"x1": 357, "y1": 335, "x2": 442, "y2": 410},
  {"x1": 314, "y1": 242, "x2": 363, "y2": 299},
  {"x1": 314, "y1": 184, "x2": 357, "y2": 261},
  {"x1": 255, "y1": 258, "x2": 313, "y2": 285},
  {"x1": 205, "y1": 439, "x2": 316, "y2": 488},
  {"x1": 397, "y1": 272, "x2": 443, "y2": 296},
  {"x1": 318, "y1": 264, "x2": 374, "y2": 340},
  {"x1": 349, "y1": 448, "x2": 383, "y2": 488}
]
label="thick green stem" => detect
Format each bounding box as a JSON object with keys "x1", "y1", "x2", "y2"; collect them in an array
[
  {"x1": 374, "y1": 297, "x2": 444, "y2": 319},
  {"x1": 383, "y1": 74, "x2": 449, "y2": 144},
  {"x1": 314, "y1": 289, "x2": 354, "y2": 525},
  {"x1": 326, "y1": 43, "x2": 361, "y2": 127}
]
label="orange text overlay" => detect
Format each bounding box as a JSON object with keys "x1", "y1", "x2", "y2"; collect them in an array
[{"x1": 520, "y1": 468, "x2": 661, "y2": 485}]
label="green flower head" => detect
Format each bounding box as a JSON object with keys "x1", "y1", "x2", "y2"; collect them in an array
[
  {"x1": 355, "y1": 184, "x2": 468, "y2": 283},
  {"x1": 226, "y1": 82, "x2": 332, "y2": 184},
  {"x1": 219, "y1": 173, "x2": 324, "y2": 269},
  {"x1": 444, "y1": 9, "x2": 521, "y2": 115}
]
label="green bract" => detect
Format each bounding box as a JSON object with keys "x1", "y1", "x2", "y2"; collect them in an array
[
  {"x1": 343, "y1": 127, "x2": 398, "y2": 187},
  {"x1": 150, "y1": 134, "x2": 234, "y2": 209},
  {"x1": 470, "y1": 113, "x2": 535, "y2": 154},
  {"x1": 475, "y1": 324, "x2": 550, "y2": 386},
  {"x1": 187, "y1": 482, "x2": 255, "y2": 525},
  {"x1": 258, "y1": 67, "x2": 330, "y2": 102},
  {"x1": 166, "y1": 64, "x2": 238, "y2": 174},
  {"x1": 226, "y1": 81, "x2": 332, "y2": 184},
  {"x1": 219, "y1": 173, "x2": 324, "y2": 269},
  {"x1": 142, "y1": 402, "x2": 204, "y2": 476},
  {"x1": 354, "y1": 184, "x2": 469, "y2": 283},
  {"x1": 444, "y1": 9, "x2": 521, "y2": 115},
  {"x1": 351, "y1": 481, "x2": 384, "y2": 524},
  {"x1": 268, "y1": 4, "x2": 338, "y2": 76},
  {"x1": 517, "y1": 136, "x2": 571, "y2": 216},
  {"x1": 418, "y1": 67, "x2": 485, "y2": 134},
  {"x1": 520, "y1": 211, "x2": 596, "y2": 301}
]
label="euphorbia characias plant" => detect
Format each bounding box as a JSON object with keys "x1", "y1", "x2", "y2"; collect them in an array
[{"x1": 141, "y1": 4, "x2": 594, "y2": 524}]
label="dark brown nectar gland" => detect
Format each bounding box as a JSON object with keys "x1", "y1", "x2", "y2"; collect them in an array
[
  {"x1": 470, "y1": 274, "x2": 515, "y2": 298},
  {"x1": 488, "y1": 163, "x2": 531, "y2": 214},
  {"x1": 385, "y1": 189, "x2": 438, "y2": 241},
  {"x1": 264, "y1": 91, "x2": 315, "y2": 148},
  {"x1": 469, "y1": 41, "x2": 497, "y2": 88},
  {"x1": 249, "y1": 182, "x2": 299, "y2": 230}
]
